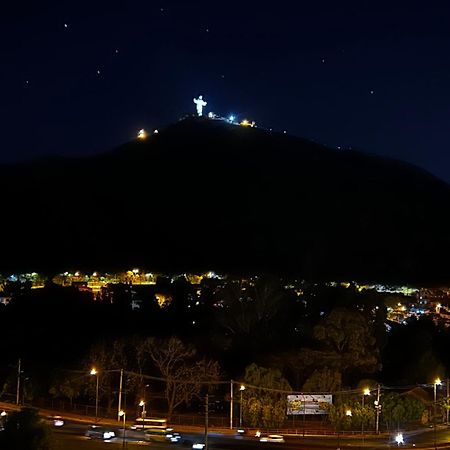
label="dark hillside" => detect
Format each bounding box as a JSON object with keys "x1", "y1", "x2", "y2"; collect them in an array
[{"x1": 1, "y1": 117, "x2": 449, "y2": 283}]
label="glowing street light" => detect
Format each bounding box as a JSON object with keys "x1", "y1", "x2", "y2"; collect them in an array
[
  {"x1": 361, "y1": 388, "x2": 371, "y2": 439},
  {"x1": 239, "y1": 385, "x2": 246, "y2": 428},
  {"x1": 139, "y1": 400, "x2": 146, "y2": 430},
  {"x1": 434, "y1": 378, "x2": 442, "y2": 412},
  {"x1": 119, "y1": 410, "x2": 126, "y2": 448},
  {"x1": 346, "y1": 409, "x2": 352, "y2": 416},
  {"x1": 228, "y1": 115, "x2": 235, "y2": 122},
  {"x1": 434, "y1": 378, "x2": 442, "y2": 410},
  {"x1": 90, "y1": 368, "x2": 99, "y2": 422},
  {"x1": 434, "y1": 377, "x2": 442, "y2": 449}
]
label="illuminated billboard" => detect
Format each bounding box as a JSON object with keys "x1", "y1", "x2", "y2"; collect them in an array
[{"x1": 287, "y1": 394, "x2": 332, "y2": 415}]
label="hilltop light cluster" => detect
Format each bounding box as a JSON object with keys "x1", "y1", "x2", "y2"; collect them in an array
[
  {"x1": 195, "y1": 94, "x2": 257, "y2": 128},
  {"x1": 136, "y1": 128, "x2": 159, "y2": 140},
  {"x1": 135, "y1": 95, "x2": 259, "y2": 140}
]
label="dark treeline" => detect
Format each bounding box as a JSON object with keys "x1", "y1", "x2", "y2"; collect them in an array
[{"x1": 1, "y1": 277, "x2": 449, "y2": 403}]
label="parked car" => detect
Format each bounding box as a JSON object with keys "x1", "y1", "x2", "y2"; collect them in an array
[{"x1": 85, "y1": 425, "x2": 116, "y2": 440}]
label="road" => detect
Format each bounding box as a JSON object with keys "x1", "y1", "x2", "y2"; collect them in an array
[{"x1": 51, "y1": 422, "x2": 450, "y2": 450}]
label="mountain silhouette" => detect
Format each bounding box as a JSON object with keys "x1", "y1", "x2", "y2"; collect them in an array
[{"x1": 1, "y1": 117, "x2": 449, "y2": 284}]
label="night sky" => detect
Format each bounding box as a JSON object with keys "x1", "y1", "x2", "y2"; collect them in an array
[{"x1": 2, "y1": 1, "x2": 450, "y2": 181}]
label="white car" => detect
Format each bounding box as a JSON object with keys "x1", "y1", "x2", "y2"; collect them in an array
[
  {"x1": 85, "y1": 425, "x2": 116, "y2": 440},
  {"x1": 260, "y1": 435, "x2": 285, "y2": 443},
  {"x1": 166, "y1": 431, "x2": 182, "y2": 443},
  {"x1": 51, "y1": 416, "x2": 64, "y2": 427}
]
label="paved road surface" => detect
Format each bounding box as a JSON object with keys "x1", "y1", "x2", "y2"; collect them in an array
[{"x1": 52, "y1": 422, "x2": 450, "y2": 450}]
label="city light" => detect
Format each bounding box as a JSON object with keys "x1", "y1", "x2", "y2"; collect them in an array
[
  {"x1": 363, "y1": 387, "x2": 371, "y2": 396},
  {"x1": 137, "y1": 129, "x2": 148, "y2": 139},
  {"x1": 229, "y1": 115, "x2": 235, "y2": 122},
  {"x1": 346, "y1": 409, "x2": 352, "y2": 416},
  {"x1": 240, "y1": 384, "x2": 246, "y2": 391},
  {"x1": 434, "y1": 378, "x2": 442, "y2": 386},
  {"x1": 90, "y1": 367, "x2": 97, "y2": 376},
  {"x1": 395, "y1": 433, "x2": 404, "y2": 445},
  {"x1": 139, "y1": 400, "x2": 145, "y2": 407}
]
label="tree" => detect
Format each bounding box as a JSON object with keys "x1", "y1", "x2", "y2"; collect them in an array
[
  {"x1": 381, "y1": 393, "x2": 425, "y2": 429},
  {"x1": 85, "y1": 338, "x2": 136, "y2": 413},
  {"x1": 0, "y1": 408, "x2": 53, "y2": 450},
  {"x1": 242, "y1": 363, "x2": 291, "y2": 428},
  {"x1": 302, "y1": 367, "x2": 342, "y2": 392},
  {"x1": 312, "y1": 308, "x2": 380, "y2": 373},
  {"x1": 328, "y1": 394, "x2": 375, "y2": 431},
  {"x1": 215, "y1": 276, "x2": 287, "y2": 339},
  {"x1": 143, "y1": 337, "x2": 220, "y2": 417}
]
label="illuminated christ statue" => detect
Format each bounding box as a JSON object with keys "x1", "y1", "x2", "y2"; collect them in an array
[{"x1": 193, "y1": 95, "x2": 207, "y2": 116}]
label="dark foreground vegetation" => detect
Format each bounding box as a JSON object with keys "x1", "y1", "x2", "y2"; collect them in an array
[{"x1": 0, "y1": 276, "x2": 449, "y2": 431}]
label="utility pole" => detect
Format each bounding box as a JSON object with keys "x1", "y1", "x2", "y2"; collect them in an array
[
  {"x1": 16, "y1": 359, "x2": 21, "y2": 406},
  {"x1": 95, "y1": 373, "x2": 99, "y2": 422},
  {"x1": 447, "y1": 379, "x2": 449, "y2": 426},
  {"x1": 230, "y1": 380, "x2": 234, "y2": 429},
  {"x1": 375, "y1": 384, "x2": 381, "y2": 434},
  {"x1": 205, "y1": 394, "x2": 209, "y2": 450},
  {"x1": 118, "y1": 369, "x2": 123, "y2": 422}
]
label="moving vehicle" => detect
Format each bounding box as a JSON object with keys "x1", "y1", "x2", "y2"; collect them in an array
[
  {"x1": 132, "y1": 417, "x2": 167, "y2": 430},
  {"x1": 48, "y1": 415, "x2": 64, "y2": 427},
  {"x1": 166, "y1": 430, "x2": 182, "y2": 443},
  {"x1": 144, "y1": 427, "x2": 182, "y2": 443},
  {"x1": 85, "y1": 425, "x2": 116, "y2": 440},
  {"x1": 260, "y1": 434, "x2": 285, "y2": 443}
]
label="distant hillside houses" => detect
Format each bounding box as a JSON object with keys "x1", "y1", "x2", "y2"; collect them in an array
[{"x1": 1, "y1": 271, "x2": 450, "y2": 327}]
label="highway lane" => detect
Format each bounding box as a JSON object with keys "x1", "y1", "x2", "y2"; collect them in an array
[{"x1": 52, "y1": 422, "x2": 450, "y2": 450}]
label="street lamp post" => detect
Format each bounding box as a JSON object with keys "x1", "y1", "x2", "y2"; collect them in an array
[
  {"x1": 434, "y1": 378, "x2": 442, "y2": 450},
  {"x1": 447, "y1": 379, "x2": 449, "y2": 426},
  {"x1": 375, "y1": 384, "x2": 381, "y2": 434},
  {"x1": 90, "y1": 368, "x2": 99, "y2": 422},
  {"x1": 362, "y1": 388, "x2": 371, "y2": 447},
  {"x1": 119, "y1": 410, "x2": 126, "y2": 449},
  {"x1": 239, "y1": 385, "x2": 245, "y2": 428},
  {"x1": 139, "y1": 400, "x2": 146, "y2": 431},
  {"x1": 230, "y1": 380, "x2": 234, "y2": 429}
]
